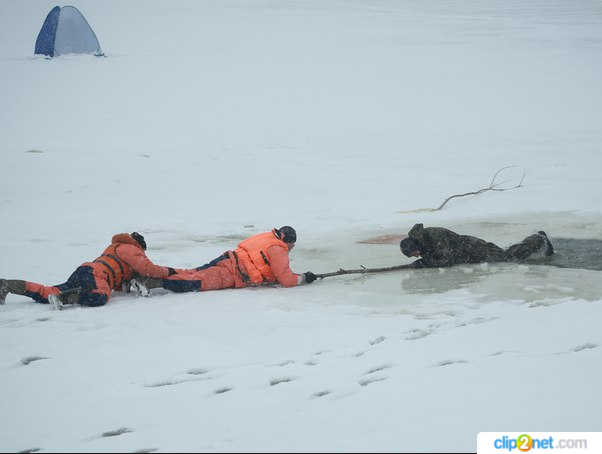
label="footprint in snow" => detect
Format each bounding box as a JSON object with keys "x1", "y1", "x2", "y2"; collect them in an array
[
  {"x1": 144, "y1": 378, "x2": 188, "y2": 388},
  {"x1": 436, "y1": 359, "x2": 468, "y2": 367},
  {"x1": 404, "y1": 328, "x2": 434, "y2": 341},
  {"x1": 309, "y1": 390, "x2": 332, "y2": 399},
  {"x1": 187, "y1": 367, "x2": 210, "y2": 375},
  {"x1": 364, "y1": 364, "x2": 393, "y2": 375},
  {"x1": 143, "y1": 367, "x2": 214, "y2": 387},
  {"x1": 369, "y1": 336, "x2": 386, "y2": 345},
  {"x1": 573, "y1": 343, "x2": 597, "y2": 352},
  {"x1": 456, "y1": 316, "x2": 497, "y2": 327},
  {"x1": 562, "y1": 343, "x2": 598, "y2": 354},
  {"x1": 358, "y1": 376, "x2": 387, "y2": 387},
  {"x1": 21, "y1": 356, "x2": 49, "y2": 365},
  {"x1": 270, "y1": 377, "x2": 296, "y2": 386},
  {"x1": 490, "y1": 350, "x2": 520, "y2": 357},
  {"x1": 551, "y1": 343, "x2": 597, "y2": 356},
  {"x1": 214, "y1": 386, "x2": 233, "y2": 394},
  {"x1": 144, "y1": 375, "x2": 214, "y2": 388},
  {"x1": 101, "y1": 427, "x2": 133, "y2": 437},
  {"x1": 275, "y1": 360, "x2": 295, "y2": 367}
]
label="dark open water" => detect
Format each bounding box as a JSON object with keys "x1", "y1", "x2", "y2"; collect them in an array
[{"x1": 531, "y1": 238, "x2": 602, "y2": 271}]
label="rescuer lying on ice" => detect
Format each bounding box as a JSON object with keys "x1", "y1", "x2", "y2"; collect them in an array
[
  {"x1": 130, "y1": 226, "x2": 317, "y2": 296},
  {"x1": 0, "y1": 232, "x2": 180, "y2": 309}
]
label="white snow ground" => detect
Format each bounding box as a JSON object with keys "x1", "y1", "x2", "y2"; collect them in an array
[{"x1": 1, "y1": 1, "x2": 601, "y2": 452}]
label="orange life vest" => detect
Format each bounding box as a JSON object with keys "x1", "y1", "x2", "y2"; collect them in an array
[
  {"x1": 93, "y1": 244, "x2": 134, "y2": 290},
  {"x1": 234, "y1": 231, "x2": 288, "y2": 284}
]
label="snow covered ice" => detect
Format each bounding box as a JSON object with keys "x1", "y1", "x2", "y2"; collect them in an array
[{"x1": 1, "y1": 1, "x2": 601, "y2": 452}]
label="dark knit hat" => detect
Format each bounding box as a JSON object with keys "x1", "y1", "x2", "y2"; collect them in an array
[
  {"x1": 275, "y1": 226, "x2": 297, "y2": 244},
  {"x1": 131, "y1": 232, "x2": 147, "y2": 250},
  {"x1": 400, "y1": 237, "x2": 419, "y2": 257}
]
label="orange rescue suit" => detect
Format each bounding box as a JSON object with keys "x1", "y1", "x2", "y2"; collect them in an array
[
  {"x1": 235, "y1": 231, "x2": 289, "y2": 284},
  {"x1": 22, "y1": 233, "x2": 175, "y2": 305},
  {"x1": 168, "y1": 230, "x2": 303, "y2": 290},
  {"x1": 92, "y1": 234, "x2": 171, "y2": 290}
]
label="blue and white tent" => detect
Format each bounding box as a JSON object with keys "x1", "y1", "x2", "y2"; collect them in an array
[{"x1": 35, "y1": 6, "x2": 103, "y2": 57}]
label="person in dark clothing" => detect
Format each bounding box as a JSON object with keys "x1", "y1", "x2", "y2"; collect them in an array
[{"x1": 399, "y1": 223, "x2": 554, "y2": 268}]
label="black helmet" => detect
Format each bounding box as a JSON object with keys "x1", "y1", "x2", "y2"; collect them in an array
[
  {"x1": 131, "y1": 232, "x2": 147, "y2": 250},
  {"x1": 275, "y1": 226, "x2": 297, "y2": 244}
]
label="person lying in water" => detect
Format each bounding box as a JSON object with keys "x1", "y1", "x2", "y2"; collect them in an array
[{"x1": 399, "y1": 223, "x2": 554, "y2": 268}]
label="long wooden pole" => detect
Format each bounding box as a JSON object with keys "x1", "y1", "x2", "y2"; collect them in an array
[{"x1": 315, "y1": 263, "x2": 413, "y2": 279}]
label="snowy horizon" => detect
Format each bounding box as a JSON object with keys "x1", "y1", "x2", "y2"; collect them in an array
[{"x1": 1, "y1": 1, "x2": 601, "y2": 452}]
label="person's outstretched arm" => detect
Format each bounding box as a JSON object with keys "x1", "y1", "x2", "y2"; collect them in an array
[
  {"x1": 117, "y1": 244, "x2": 177, "y2": 278},
  {"x1": 267, "y1": 246, "x2": 306, "y2": 287}
]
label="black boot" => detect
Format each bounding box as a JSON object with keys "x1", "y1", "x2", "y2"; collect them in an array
[
  {"x1": 537, "y1": 231, "x2": 554, "y2": 256},
  {"x1": 0, "y1": 279, "x2": 7, "y2": 305},
  {"x1": 0, "y1": 279, "x2": 27, "y2": 305}
]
